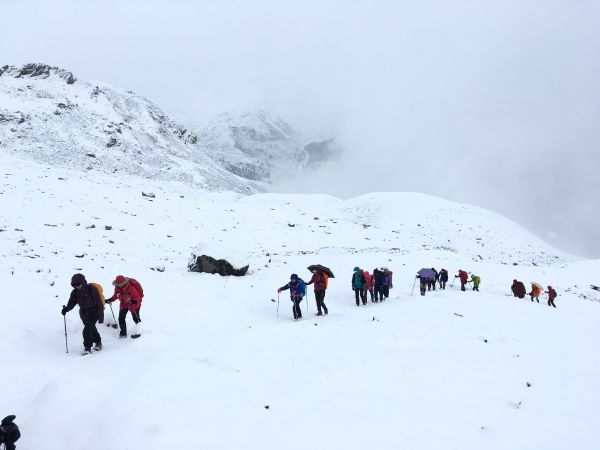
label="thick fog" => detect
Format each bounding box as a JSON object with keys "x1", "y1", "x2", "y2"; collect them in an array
[{"x1": 2, "y1": 0, "x2": 599, "y2": 257}]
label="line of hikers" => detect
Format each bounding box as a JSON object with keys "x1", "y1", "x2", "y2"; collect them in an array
[
  {"x1": 60, "y1": 273, "x2": 144, "y2": 354},
  {"x1": 352, "y1": 267, "x2": 393, "y2": 306},
  {"x1": 277, "y1": 266, "x2": 394, "y2": 320},
  {"x1": 415, "y1": 268, "x2": 480, "y2": 296},
  {"x1": 511, "y1": 280, "x2": 558, "y2": 307}
]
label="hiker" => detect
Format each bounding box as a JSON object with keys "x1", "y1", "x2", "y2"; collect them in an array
[
  {"x1": 0, "y1": 415, "x2": 20, "y2": 450},
  {"x1": 364, "y1": 270, "x2": 375, "y2": 302},
  {"x1": 352, "y1": 267, "x2": 367, "y2": 306},
  {"x1": 511, "y1": 280, "x2": 526, "y2": 299},
  {"x1": 373, "y1": 268, "x2": 385, "y2": 302},
  {"x1": 470, "y1": 274, "x2": 481, "y2": 292},
  {"x1": 529, "y1": 283, "x2": 542, "y2": 303},
  {"x1": 306, "y1": 268, "x2": 329, "y2": 316},
  {"x1": 278, "y1": 273, "x2": 306, "y2": 320},
  {"x1": 429, "y1": 268, "x2": 438, "y2": 291},
  {"x1": 61, "y1": 273, "x2": 104, "y2": 354},
  {"x1": 383, "y1": 268, "x2": 393, "y2": 299},
  {"x1": 439, "y1": 269, "x2": 448, "y2": 290},
  {"x1": 455, "y1": 270, "x2": 469, "y2": 291},
  {"x1": 546, "y1": 286, "x2": 557, "y2": 308},
  {"x1": 416, "y1": 275, "x2": 429, "y2": 296},
  {"x1": 106, "y1": 275, "x2": 144, "y2": 338}
]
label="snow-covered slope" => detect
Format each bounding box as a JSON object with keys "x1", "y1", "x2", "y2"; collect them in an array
[
  {"x1": 1, "y1": 151, "x2": 599, "y2": 450},
  {"x1": 197, "y1": 110, "x2": 338, "y2": 182},
  {"x1": 0, "y1": 64, "x2": 261, "y2": 193}
]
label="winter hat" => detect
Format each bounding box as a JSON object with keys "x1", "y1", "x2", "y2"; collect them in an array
[
  {"x1": 513, "y1": 279, "x2": 518, "y2": 283},
  {"x1": 290, "y1": 273, "x2": 298, "y2": 281},
  {"x1": 71, "y1": 273, "x2": 86, "y2": 287},
  {"x1": 548, "y1": 285, "x2": 552, "y2": 289},
  {"x1": 113, "y1": 275, "x2": 127, "y2": 287},
  {"x1": 353, "y1": 266, "x2": 360, "y2": 272}
]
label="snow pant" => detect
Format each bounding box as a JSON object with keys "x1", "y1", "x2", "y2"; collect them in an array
[
  {"x1": 420, "y1": 280, "x2": 427, "y2": 296},
  {"x1": 375, "y1": 286, "x2": 384, "y2": 301},
  {"x1": 461, "y1": 282, "x2": 466, "y2": 291},
  {"x1": 383, "y1": 286, "x2": 390, "y2": 298},
  {"x1": 80, "y1": 307, "x2": 101, "y2": 349},
  {"x1": 292, "y1": 298, "x2": 302, "y2": 319},
  {"x1": 118, "y1": 306, "x2": 141, "y2": 334},
  {"x1": 472, "y1": 284, "x2": 479, "y2": 291},
  {"x1": 427, "y1": 279, "x2": 433, "y2": 291},
  {"x1": 354, "y1": 288, "x2": 367, "y2": 305},
  {"x1": 439, "y1": 280, "x2": 446, "y2": 290},
  {"x1": 368, "y1": 288, "x2": 375, "y2": 302},
  {"x1": 530, "y1": 295, "x2": 539, "y2": 303},
  {"x1": 548, "y1": 299, "x2": 556, "y2": 308},
  {"x1": 314, "y1": 289, "x2": 328, "y2": 314}
]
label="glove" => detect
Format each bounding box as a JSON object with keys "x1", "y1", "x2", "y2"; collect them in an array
[
  {"x1": 130, "y1": 299, "x2": 137, "y2": 305},
  {"x1": 61, "y1": 306, "x2": 67, "y2": 316},
  {"x1": 277, "y1": 288, "x2": 282, "y2": 293},
  {"x1": 105, "y1": 297, "x2": 113, "y2": 304}
]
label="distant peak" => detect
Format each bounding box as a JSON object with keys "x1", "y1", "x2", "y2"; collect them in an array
[{"x1": 0, "y1": 63, "x2": 77, "y2": 85}]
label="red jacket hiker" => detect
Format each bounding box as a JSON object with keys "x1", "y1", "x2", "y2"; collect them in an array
[
  {"x1": 458, "y1": 270, "x2": 468, "y2": 284},
  {"x1": 107, "y1": 275, "x2": 143, "y2": 311},
  {"x1": 306, "y1": 270, "x2": 327, "y2": 291}
]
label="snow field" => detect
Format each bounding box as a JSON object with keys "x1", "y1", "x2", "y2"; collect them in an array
[{"x1": 1, "y1": 153, "x2": 599, "y2": 449}]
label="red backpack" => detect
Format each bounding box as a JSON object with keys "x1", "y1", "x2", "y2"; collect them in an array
[{"x1": 128, "y1": 278, "x2": 144, "y2": 299}]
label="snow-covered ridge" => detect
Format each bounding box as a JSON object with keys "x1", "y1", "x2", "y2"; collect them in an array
[
  {"x1": 0, "y1": 63, "x2": 77, "y2": 85},
  {"x1": 0, "y1": 63, "x2": 262, "y2": 193},
  {"x1": 0, "y1": 63, "x2": 337, "y2": 192},
  {"x1": 197, "y1": 110, "x2": 339, "y2": 182}
]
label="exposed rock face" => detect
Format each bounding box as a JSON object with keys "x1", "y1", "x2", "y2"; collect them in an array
[
  {"x1": 188, "y1": 255, "x2": 249, "y2": 276},
  {"x1": 0, "y1": 63, "x2": 76, "y2": 85}
]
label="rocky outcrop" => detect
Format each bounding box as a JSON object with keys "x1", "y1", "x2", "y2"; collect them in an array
[
  {"x1": 188, "y1": 255, "x2": 249, "y2": 276},
  {"x1": 0, "y1": 63, "x2": 76, "y2": 85}
]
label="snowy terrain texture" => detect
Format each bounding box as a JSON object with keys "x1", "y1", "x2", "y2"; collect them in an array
[
  {"x1": 2, "y1": 146, "x2": 600, "y2": 449},
  {"x1": 0, "y1": 64, "x2": 335, "y2": 192}
]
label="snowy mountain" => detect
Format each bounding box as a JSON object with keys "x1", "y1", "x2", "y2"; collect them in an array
[
  {"x1": 0, "y1": 63, "x2": 262, "y2": 193},
  {"x1": 0, "y1": 64, "x2": 338, "y2": 192},
  {"x1": 196, "y1": 110, "x2": 339, "y2": 181},
  {"x1": 2, "y1": 149, "x2": 599, "y2": 450}
]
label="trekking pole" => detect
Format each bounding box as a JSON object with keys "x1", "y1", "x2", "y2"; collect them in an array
[
  {"x1": 276, "y1": 292, "x2": 280, "y2": 319},
  {"x1": 108, "y1": 301, "x2": 119, "y2": 331},
  {"x1": 306, "y1": 290, "x2": 309, "y2": 314},
  {"x1": 411, "y1": 277, "x2": 417, "y2": 296},
  {"x1": 62, "y1": 306, "x2": 69, "y2": 354}
]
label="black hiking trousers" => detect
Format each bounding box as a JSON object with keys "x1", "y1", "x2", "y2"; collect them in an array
[
  {"x1": 80, "y1": 307, "x2": 101, "y2": 348},
  {"x1": 292, "y1": 299, "x2": 302, "y2": 319},
  {"x1": 314, "y1": 289, "x2": 328, "y2": 314},
  {"x1": 354, "y1": 288, "x2": 367, "y2": 305},
  {"x1": 118, "y1": 307, "x2": 141, "y2": 334},
  {"x1": 420, "y1": 280, "x2": 427, "y2": 296},
  {"x1": 548, "y1": 299, "x2": 556, "y2": 308}
]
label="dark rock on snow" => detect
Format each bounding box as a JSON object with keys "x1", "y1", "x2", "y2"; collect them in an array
[{"x1": 188, "y1": 255, "x2": 249, "y2": 277}]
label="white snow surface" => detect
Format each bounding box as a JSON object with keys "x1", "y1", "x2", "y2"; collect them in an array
[{"x1": 2, "y1": 151, "x2": 600, "y2": 450}]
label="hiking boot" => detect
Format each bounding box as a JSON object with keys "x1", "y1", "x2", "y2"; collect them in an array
[
  {"x1": 119, "y1": 330, "x2": 127, "y2": 338},
  {"x1": 316, "y1": 312, "x2": 323, "y2": 316},
  {"x1": 94, "y1": 342, "x2": 103, "y2": 351},
  {"x1": 82, "y1": 347, "x2": 92, "y2": 355},
  {"x1": 324, "y1": 309, "x2": 328, "y2": 315}
]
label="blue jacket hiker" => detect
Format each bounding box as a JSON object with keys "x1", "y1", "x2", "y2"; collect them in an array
[{"x1": 278, "y1": 273, "x2": 306, "y2": 320}]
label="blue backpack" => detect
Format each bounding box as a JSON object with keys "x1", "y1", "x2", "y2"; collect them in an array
[{"x1": 298, "y1": 278, "x2": 306, "y2": 297}]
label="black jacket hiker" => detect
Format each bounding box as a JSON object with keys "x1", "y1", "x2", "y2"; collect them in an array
[{"x1": 62, "y1": 273, "x2": 104, "y2": 351}]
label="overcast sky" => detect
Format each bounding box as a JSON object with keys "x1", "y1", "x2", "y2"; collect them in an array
[{"x1": 2, "y1": 0, "x2": 599, "y2": 257}]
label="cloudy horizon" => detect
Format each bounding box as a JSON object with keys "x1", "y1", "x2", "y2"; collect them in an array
[{"x1": 2, "y1": 0, "x2": 599, "y2": 257}]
